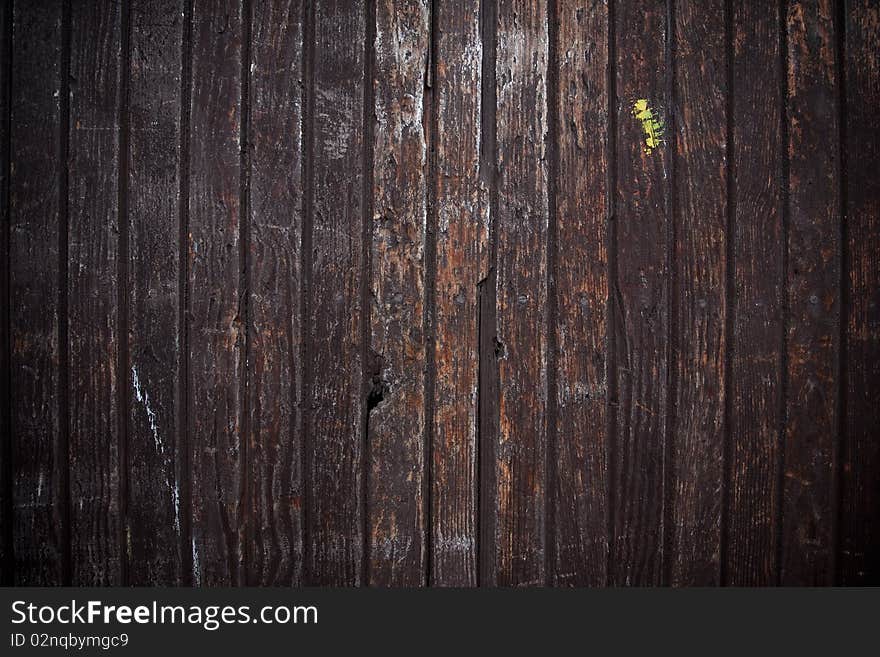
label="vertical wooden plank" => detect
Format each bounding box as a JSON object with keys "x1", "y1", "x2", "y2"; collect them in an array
[
  {"x1": 306, "y1": 0, "x2": 366, "y2": 585},
  {"x1": 610, "y1": 0, "x2": 671, "y2": 585},
  {"x1": 668, "y1": 0, "x2": 727, "y2": 586},
  {"x1": 430, "y1": 0, "x2": 486, "y2": 587},
  {"x1": 9, "y1": 0, "x2": 66, "y2": 585},
  {"x1": 491, "y1": 0, "x2": 549, "y2": 587},
  {"x1": 0, "y1": 0, "x2": 12, "y2": 585},
  {"x1": 782, "y1": 0, "x2": 840, "y2": 585},
  {"x1": 840, "y1": 0, "x2": 880, "y2": 585},
  {"x1": 127, "y1": 0, "x2": 184, "y2": 585},
  {"x1": 726, "y1": 0, "x2": 785, "y2": 586},
  {"x1": 188, "y1": 0, "x2": 244, "y2": 586},
  {"x1": 246, "y1": 0, "x2": 304, "y2": 586},
  {"x1": 550, "y1": 0, "x2": 609, "y2": 587},
  {"x1": 67, "y1": 0, "x2": 122, "y2": 585},
  {"x1": 368, "y1": 0, "x2": 429, "y2": 587}
]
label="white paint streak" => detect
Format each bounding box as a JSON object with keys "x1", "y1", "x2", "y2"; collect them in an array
[
  {"x1": 192, "y1": 538, "x2": 201, "y2": 584},
  {"x1": 132, "y1": 366, "x2": 181, "y2": 534},
  {"x1": 171, "y1": 481, "x2": 181, "y2": 535},
  {"x1": 132, "y1": 366, "x2": 162, "y2": 454}
]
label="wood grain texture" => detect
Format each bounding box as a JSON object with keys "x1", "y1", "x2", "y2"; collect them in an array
[
  {"x1": 246, "y1": 0, "x2": 304, "y2": 587},
  {"x1": 368, "y1": 0, "x2": 429, "y2": 587},
  {"x1": 0, "y1": 0, "x2": 12, "y2": 586},
  {"x1": 669, "y1": 0, "x2": 726, "y2": 586},
  {"x1": 840, "y1": 0, "x2": 880, "y2": 585},
  {"x1": 490, "y1": 0, "x2": 549, "y2": 587},
  {"x1": 430, "y1": 0, "x2": 486, "y2": 587},
  {"x1": 187, "y1": 0, "x2": 244, "y2": 586},
  {"x1": 126, "y1": 0, "x2": 184, "y2": 586},
  {"x1": 726, "y1": 0, "x2": 785, "y2": 586},
  {"x1": 477, "y1": 0, "x2": 499, "y2": 588},
  {"x1": 610, "y1": 0, "x2": 670, "y2": 586},
  {"x1": 9, "y1": 0, "x2": 66, "y2": 585},
  {"x1": 2, "y1": 0, "x2": 878, "y2": 588},
  {"x1": 550, "y1": 0, "x2": 609, "y2": 587},
  {"x1": 67, "y1": 0, "x2": 123, "y2": 586},
  {"x1": 782, "y1": 0, "x2": 840, "y2": 585},
  {"x1": 306, "y1": 0, "x2": 366, "y2": 586}
]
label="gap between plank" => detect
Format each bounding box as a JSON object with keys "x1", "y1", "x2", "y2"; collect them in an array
[
  {"x1": 544, "y1": 0, "x2": 560, "y2": 588},
  {"x1": 775, "y1": 0, "x2": 791, "y2": 587},
  {"x1": 238, "y1": 0, "x2": 253, "y2": 587},
  {"x1": 177, "y1": 0, "x2": 194, "y2": 586},
  {"x1": 662, "y1": 0, "x2": 678, "y2": 587},
  {"x1": 59, "y1": 0, "x2": 72, "y2": 586},
  {"x1": 422, "y1": 0, "x2": 439, "y2": 588},
  {"x1": 605, "y1": 0, "x2": 618, "y2": 587},
  {"x1": 360, "y1": 0, "x2": 377, "y2": 587},
  {"x1": 116, "y1": 0, "x2": 132, "y2": 587},
  {"x1": 299, "y1": 0, "x2": 315, "y2": 586},
  {"x1": 476, "y1": 0, "x2": 498, "y2": 588},
  {"x1": 1, "y1": 0, "x2": 15, "y2": 586},
  {"x1": 719, "y1": 0, "x2": 735, "y2": 587},
  {"x1": 832, "y1": 0, "x2": 848, "y2": 587}
]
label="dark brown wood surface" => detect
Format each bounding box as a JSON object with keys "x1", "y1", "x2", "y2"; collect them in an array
[
  {"x1": 782, "y1": 0, "x2": 840, "y2": 585},
  {"x1": 305, "y1": 0, "x2": 367, "y2": 586},
  {"x1": 187, "y1": 0, "x2": 245, "y2": 586},
  {"x1": 430, "y1": 0, "x2": 485, "y2": 587},
  {"x1": 489, "y1": 0, "x2": 550, "y2": 587},
  {"x1": 368, "y1": 0, "x2": 429, "y2": 586},
  {"x1": 0, "y1": 0, "x2": 10, "y2": 585},
  {"x1": 127, "y1": 0, "x2": 186, "y2": 587},
  {"x1": 669, "y1": 0, "x2": 727, "y2": 587},
  {"x1": 8, "y1": 0, "x2": 66, "y2": 586},
  {"x1": 549, "y1": 0, "x2": 608, "y2": 587},
  {"x1": 611, "y1": 0, "x2": 670, "y2": 586},
  {"x1": 726, "y1": 0, "x2": 785, "y2": 586},
  {"x1": 2, "y1": 0, "x2": 878, "y2": 587},
  {"x1": 67, "y1": 0, "x2": 123, "y2": 586},
  {"x1": 246, "y1": 0, "x2": 304, "y2": 587},
  {"x1": 841, "y1": 0, "x2": 880, "y2": 585}
]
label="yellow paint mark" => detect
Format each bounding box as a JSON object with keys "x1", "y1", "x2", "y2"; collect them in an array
[{"x1": 633, "y1": 99, "x2": 664, "y2": 154}]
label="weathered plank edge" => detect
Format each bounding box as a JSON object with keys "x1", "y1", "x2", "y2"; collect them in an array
[{"x1": 0, "y1": 0, "x2": 13, "y2": 586}]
